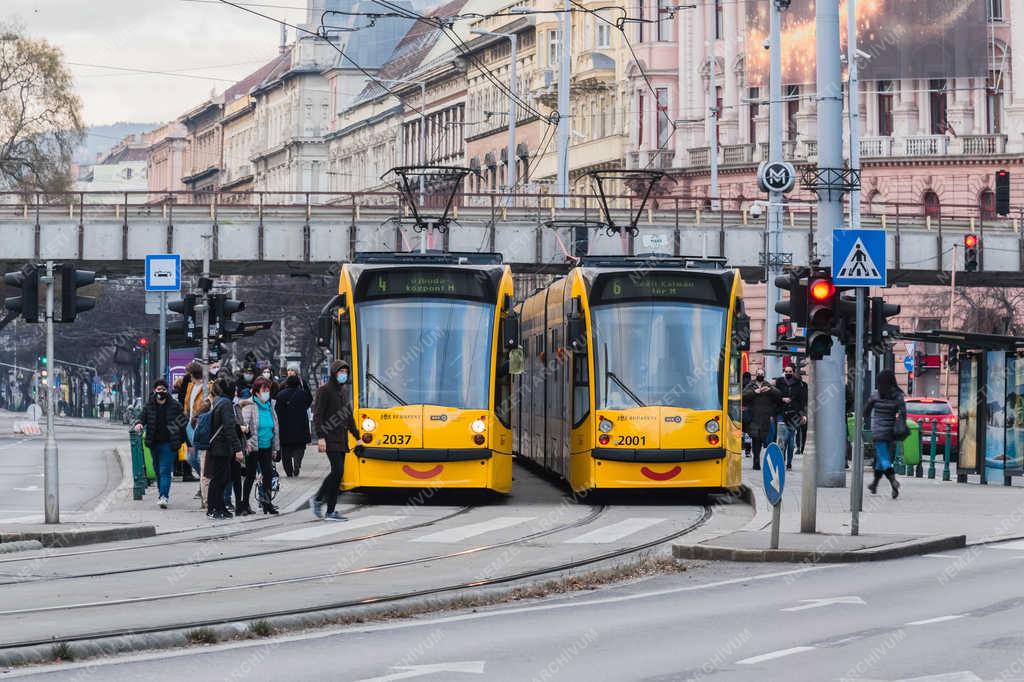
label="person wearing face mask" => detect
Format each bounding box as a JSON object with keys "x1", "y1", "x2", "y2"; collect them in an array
[
  {"x1": 134, "y1": 379, "x2": 186, "y2": 509},
  {"x1": 311, "y1": 360, "x2": 360, "y2": 520},
  {"x1": 239, "y1": 378, "x2": 281, "y2": 514},
  {"x1": 774, "y1": 365, "x2": 808, "y2": 470},
  {"x1": 742, "y1": 368, "x2": 781, "y2": 471},
  {"x1": 275, "y1": 373, "x2": 313, "y2": 477}
]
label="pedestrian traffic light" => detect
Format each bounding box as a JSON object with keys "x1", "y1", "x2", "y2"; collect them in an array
[
  {"x1": 168, "y1": 294, "x2": 198, "y2": 342},
  {"x1": 869, "y1": 297, "x2": 901, "y2": 350},
  {"x1": 806, "y1": 269, "x2": 836, "y2": 360},
  {"x1": 138, "y1": 337, "x2": 148, "y2": 348},
  {"x1": 211, "y1": 294, "x2": 245, "y2": 342},
  {"x1": 4, "y1": 265, "x2": 40, "y2": 323},
  {"x1": 38, "y1": 355, "x2": 47, "y2": 367},
  {"x1": 58, "y1": 265, "x2": 96, "y2": 323},
  {"x1": 774, "y1": 268, "x2": 809, "y2": 327},
  {"x1": 776, "y1": 320, "x2": 791, "y2": 339},
  {"x1": 995, "y1": 170, "x2": 1010, "y2": 217},
  {"x1": 831, "y1": 291, "x2": 857, "y2": 347},
  {"x1": 964, "y1": 233, "x2": 979, "y2": 272}
]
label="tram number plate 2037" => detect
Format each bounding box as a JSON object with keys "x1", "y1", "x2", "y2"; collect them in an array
[
  {"x1": 381, "y1": 434, "x2": 413, "y2": 446},
  {"x1": 616, "y1": 435, "x2": 647, "y2": 447}
]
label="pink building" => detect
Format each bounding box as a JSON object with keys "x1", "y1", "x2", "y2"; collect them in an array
[{"x1": 144, "y1": 122, "x2": 188, "y2": 196}]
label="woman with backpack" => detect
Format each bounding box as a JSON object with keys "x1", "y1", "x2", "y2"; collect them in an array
[
  {"x1": 239, "y1": 377, "x2": 281, "y2": 515},
  {"x1": 863, "y1": 369, "x2": 907, "y2": 499},
  {"x1": 205, "y1": 378, "x2": 244, "y2": 520}
]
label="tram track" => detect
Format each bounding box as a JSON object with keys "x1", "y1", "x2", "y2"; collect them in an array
[{"x1": 0, "y1": 504, "x2": 712, "y2": 651}]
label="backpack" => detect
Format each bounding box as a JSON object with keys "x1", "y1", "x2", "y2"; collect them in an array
[{"x1": 192, "y1": 397, "x2": 227, "y2": 450}]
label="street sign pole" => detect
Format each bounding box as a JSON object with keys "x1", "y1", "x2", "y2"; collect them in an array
[
  {"x1": 763, "y1": 442, "x2": 786, "y2": 549},
  {"x1": 42, "y1": 261, "x2": 59, "y2": 524},
  {"x1": 848, "y1": 0, "x2": 865, "y2": 537},
  {"x1": 771, "y1": 501, "x2": 782, "y2": 549},
  {"x1": 159, "y1": 291, "x2": 168, "y2": 382},
  {"x1": 765, "y1": 0, "x2": 785, "y2": 379}
]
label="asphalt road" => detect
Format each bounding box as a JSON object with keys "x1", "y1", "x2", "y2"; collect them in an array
[
  {"x1": 11, "y1": 540, "x2": 1024, "y2": 682},
  {"x1": 0, "y1": 418, "x2": 123, "y2": 523}
]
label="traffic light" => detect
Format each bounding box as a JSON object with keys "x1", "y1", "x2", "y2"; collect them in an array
[
  {"x1": 995, "y1": 170, "x2": 1010, "y2": 216},
  {"x1": 806, "y1": 269, "x2": 836, "y2": 360},
  {"x1": 168, "y1": 294, "x2": 198, "y2": 342},
  {"x1": 4, "y1": 265, "x2": 40, "y2": 323},
  {"x1": 869, "y1": 297, "x2": 901, "y2": 350},
  {"x1": 211, "y1": 294, "x2": 245, "y2": 342},
  {"x1": 38, "y1": 355, "x2": 47, "y2": 367},
  {"x1": 776, "y1": 320, "x2": 791, "y2": 339},
  {"x1": 59, "y1": 265, "x2": 96, "y2": 323},
  {"x1": 774, "y1": 269, "x2": 809, "y2": 327},
  {"x1": 138, "y1": 337, "x2": 149, "y2": 349},
  {"x1": 964, "y1": 233, "x2": 979, "y2": 272}
]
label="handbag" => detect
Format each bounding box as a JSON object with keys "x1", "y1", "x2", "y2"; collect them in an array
[{"x1": 892, "y1": 417, "x2": 910, "y2": 440}]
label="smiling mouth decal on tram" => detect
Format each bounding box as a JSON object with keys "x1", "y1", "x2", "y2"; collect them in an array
[
  {"x1": 402, "y1": 464, "x2": 445, "y2": 479},
  {"x1": 640, "y1": 466, "x2": 682, "y2": 481}
]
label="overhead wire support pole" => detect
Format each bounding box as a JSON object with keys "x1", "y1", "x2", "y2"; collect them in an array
[
  {"x1": 765, "y1": 0, "x2": 786, "y2": 381},
  {"x1": 43, "y1": 261, "x2": 59, "y2": 524},
  {"x1": 848, "y1": 0, "x2": 865, "y2": 536},
  {"x1": 707, "y1": 0, "x2": 718, "y2": 211},
  {"x1": 556, "y1": 0, "x2": 571, "y2": 208},
  {"x1": 471, "y1": 29, "x2": 518, "y2": 208}
]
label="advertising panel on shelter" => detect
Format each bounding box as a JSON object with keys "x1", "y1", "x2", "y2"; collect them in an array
[{"x1": 958, "y1": 355, "x2": 978, "y2": 472}]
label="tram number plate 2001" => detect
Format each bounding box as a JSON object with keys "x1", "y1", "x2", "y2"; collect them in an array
[
  {"x1": 616, "y1": 435, "x2": 647, "y2": 447},
  {"x1": 380, "y1": 434, "x2": 413, "y2": 445}
]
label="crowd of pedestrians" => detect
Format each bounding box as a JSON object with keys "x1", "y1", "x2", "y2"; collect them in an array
[{"x1": 133, "y1": 358, "x2": 336, "y2": 521}]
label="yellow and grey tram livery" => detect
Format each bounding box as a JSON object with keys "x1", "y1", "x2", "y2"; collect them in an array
[
  {"x1": 515, "y1": 256, "x2": 749, "y2": 492},
  {"x1": 317, "y1": 252, "x2": 519, "y2": 493}
]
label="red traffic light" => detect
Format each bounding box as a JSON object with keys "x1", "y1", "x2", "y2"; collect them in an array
[
  {"x1": 138, "y1": 338, "x2": 148, "y2": 347},
  {"x1": 809, "y1": 279, "x2": 835, "y2": 302},
  {"x1": 964, "y1": 234, "x2": 978, "y2": 248},
  {"x1": 776, "y1": 322, "x2": 791, "y2": 337}
]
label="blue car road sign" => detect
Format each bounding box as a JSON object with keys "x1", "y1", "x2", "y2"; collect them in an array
[
  {"x1": 145, "y1": 254, "x2": 181, "y2": 292},
  {"x1": 763, "y1": 442, "x2": 785, "y2": 507},
  {"x1": 833, "y1": 229, "x2": 886, "y2": 287}
]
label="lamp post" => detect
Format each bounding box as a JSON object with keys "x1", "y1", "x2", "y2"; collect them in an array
[{"x1": 471, "y1": 28, "x2": 518, "y2": 206}]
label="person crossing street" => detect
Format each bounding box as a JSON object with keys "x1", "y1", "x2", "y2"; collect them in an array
[{"x1": 311, "y1": 360, "x2": 360, "y2": 521}]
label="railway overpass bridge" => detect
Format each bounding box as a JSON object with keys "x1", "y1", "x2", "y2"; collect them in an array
[{"x1": 1, "y1": 192, "x2": 1021, "y2": 286}]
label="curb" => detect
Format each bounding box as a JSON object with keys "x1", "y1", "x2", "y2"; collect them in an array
[
  {"x1": 0, "y1": 525, "x2": 156, "y2": 548},
  {"x1": 0, "y1": 540, "x2": 44, "y2": 554},
  {"x1": 672, "y1": 533, "x2": 966, "y2": 563},
  {"x1": 0, "y1": 549, "x2": 675, "y2": 668}
]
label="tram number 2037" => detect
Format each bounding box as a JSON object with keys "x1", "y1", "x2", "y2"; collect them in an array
[
  {"x1": 616, "y1": 435, "x2": 647, "y2": 446},
  {"x1": 381, "y1": 434, "x2": 413, "y2": 445}
]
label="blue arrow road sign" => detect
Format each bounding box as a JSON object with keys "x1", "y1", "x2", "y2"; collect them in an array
[
  {"x1": 904, "y1": 355, "x2": 914, "y2": 372},
  {"x1": 833, "y1": 229, "x2": 886, "y2": 287},
  {"x1": 763, "y1": 442, "x2": 785, "y2": 507}
]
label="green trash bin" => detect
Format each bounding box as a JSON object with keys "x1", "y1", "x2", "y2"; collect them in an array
[
  {"x1": 845, "y1": 415, "x2": 875, "y2": 458},
  {"x1": 142, "y1": 440, "x2": 156, "y2": 482},
  {"x1": 899, "y1": 419, "x2": 921, "y2": 467}
]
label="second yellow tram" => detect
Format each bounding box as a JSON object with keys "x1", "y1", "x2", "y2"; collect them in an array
[
  {"x1": 318, "y1": 252, "x2": 519, "y2": 493},
  {"x1": 514, "y1": 256, "x2": 749, "y2": 492}
]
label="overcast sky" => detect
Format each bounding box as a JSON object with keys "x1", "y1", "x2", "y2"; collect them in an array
[{"x1": 8, "y1": 0, "x2": 309, "y2": 126}]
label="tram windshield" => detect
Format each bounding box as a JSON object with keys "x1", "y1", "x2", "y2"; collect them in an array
[
  {"x1": 356, "y1": 299, "x2": 494, "y2": 409},
  {"x1": 592, "y1": 302, "x2": 726, "y2": 410}
]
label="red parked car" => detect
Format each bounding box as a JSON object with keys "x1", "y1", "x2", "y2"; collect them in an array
[{"x1": 905, "y1": 397, "x2": 958, "y2": 455}]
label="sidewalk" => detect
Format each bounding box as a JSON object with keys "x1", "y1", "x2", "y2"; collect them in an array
[{"x1": 674, "y1": 451, "x2": 1024, "y2": 562}]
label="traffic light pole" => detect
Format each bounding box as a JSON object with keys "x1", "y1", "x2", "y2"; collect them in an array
[{"x1": 42, "y1": 261, "x2": 59, "y2": 524}]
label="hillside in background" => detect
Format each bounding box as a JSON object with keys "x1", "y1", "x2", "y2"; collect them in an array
[{"x1": 75, "y1": 122, "x2": 161, "y2": 165}]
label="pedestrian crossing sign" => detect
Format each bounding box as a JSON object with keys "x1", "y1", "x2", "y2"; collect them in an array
[{"x1": 833, "y1": 229, "x2": 886, "y2": 287}]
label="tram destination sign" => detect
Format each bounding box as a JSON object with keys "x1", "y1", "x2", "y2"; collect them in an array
[
  {"x1": 360, "y1": 269, "x2": 491, "y2": 301},
  {"x1": 592, "y1": 273, "x2": 724, "y2": 305}
]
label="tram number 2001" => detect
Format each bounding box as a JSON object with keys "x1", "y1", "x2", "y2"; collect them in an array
[
  {"x1": 615, "y1": 435, "x2": 647, "y2": 446},
  {"x1": 381, "y1": 434, "x2": 412, "y2": 445}
]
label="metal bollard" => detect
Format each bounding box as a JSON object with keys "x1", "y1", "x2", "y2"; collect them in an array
[
  {"x1": 942, "y1": 423, "x2": 952, "y2": 482},
  {"x1": 927, "y1": 421, "x2": 938, "y2": 479},
  {"x1": 129, "y1": 428, "x2": 147, "y2": 500}
]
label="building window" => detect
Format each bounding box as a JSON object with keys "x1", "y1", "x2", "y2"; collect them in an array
[
  {"x1": 980, "y1": 190, "x2": 996, "y2": 220},
  {"x1": 923, "y1": 190, "x2": 941, "y2": 218},
  {"x1": 786, "y1": 85, "x2": 799, "y2": 140},
  {"x1": 877, "y1": 80, "x2": 894, "y2": 136},
  {"x1": 715, "y1": 0, "x2": 724, "y2": 40},
  {"x1": 929, "y1": 79, "x2": 948, "y2": 134},
  {"x1": 988, "y1": 0, "x2": 1003, "y2": 21},
  {"x1": 715, "y1": 86, "x2": 722, "y2": 144},
  {"x1": 656, "y1": 88, "x2": 670, "y2": 148},
  {"x1": 657, "y1": 0, "x2": 672, "y2": 41},
  {"x1": 548, "y1": 29, "x2": 561, "y2": 66},
  {"x1": 987, "y1": 70, "x2": 1003, "y2": 134},
  {"x1": 596, "y1": 21, "x2": 611, "y2": 48},
  {"x1": 748, "y1": 87, "x2": 760, "y2": 144},
  {"x1": 638, "y1": 0, "x2": 646, "y2": 42}
]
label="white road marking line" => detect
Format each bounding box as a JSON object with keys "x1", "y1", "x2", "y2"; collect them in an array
[
  {"x1": 565, "y1": 517, "x2": 666, "y2": 544},
  {"x1": 922, "y1": 554, "x2": 960, "y2": 559},
  {"x1": 905, "y1": 614, "x2": 965, "y2": 626},
  {"x1": 735, "y1": 646, "x2": 817, "y2": 665},
  {"x1": 990, "y1": 539, "x2": 1024, "y2": 551},
  {"x1": 781, "y1": 596, "x2": 865, "y2": 612},
  {"x1": 412, "y1": 516, "x2": 534, "y2": 543},
  {"x1": 259, "y1": 516, "x2": 406, "y2": 542}
]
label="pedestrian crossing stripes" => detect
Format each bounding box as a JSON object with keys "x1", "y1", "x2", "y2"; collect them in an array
[
  {"x1": 565, "y1": 518, "x2": 666, "y2": 544},
  {"x1": 411, "y1": 516, "x2": 535, "y2": 543},
  {"x1": 259, "y1": 515, "x2": 406, "y2": 542}
]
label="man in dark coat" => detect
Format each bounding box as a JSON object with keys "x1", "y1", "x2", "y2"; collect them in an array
[
  {"x1": 206, "y1": 377, "x2": 245, "y2": 519},
  {"x1": 774, "y1": 365, "x2": 807, "y2": 469},
  {"x1": 133, "y1": 379, "x2": 186, "y2": 509},
  {"x1": 275, "y1": 374, "x2": 313, "y2": 477},
  {"x1": 742, "y1": 368, "x2": 780, "y2": 471},
  {"x1": 312, "y1": 359, "x2": 360, "y2": 520}
]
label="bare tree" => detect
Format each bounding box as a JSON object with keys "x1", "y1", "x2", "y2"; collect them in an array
[{"x1": 0, "y1": 24, "x2": 84, "y2": 195}]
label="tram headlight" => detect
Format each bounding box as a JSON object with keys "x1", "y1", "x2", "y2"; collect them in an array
[
  {"x1": 362, "y1": 417, "x2": 377, "y2": 433},
  {"x1": 471, "y1": 418, "x2": 487, "y2": 434},
  {"x1": 704, "y1": 418, "x2": 720, "y2": 434},
  {"x1": 598, "y1": 418, "x2": 613, "y2": 433}
]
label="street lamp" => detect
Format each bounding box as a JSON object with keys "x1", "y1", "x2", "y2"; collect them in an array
[{"x1": 471, "y1": 28, "x2": 519, "y2": 205}]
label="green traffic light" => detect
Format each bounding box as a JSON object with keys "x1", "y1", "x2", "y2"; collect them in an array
[{"x1": 39, "y1": 356, "x2": 47, "y2": 365}]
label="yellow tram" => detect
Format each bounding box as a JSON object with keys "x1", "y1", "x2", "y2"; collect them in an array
[
  {"x1": 317, "y1": 252, "x2": 519, "y2": 493},
  {"x1": 514, "y1": 256, "x2": 749, "y2": 493}
]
